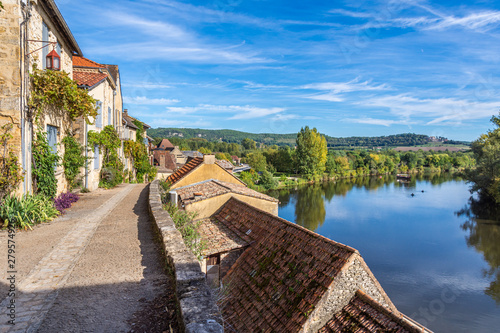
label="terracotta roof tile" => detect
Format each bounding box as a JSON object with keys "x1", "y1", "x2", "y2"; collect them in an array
[
  {"x1": 73, "y1": 71, "x2": 107, "y2": 88},
  {"x1": 212, "y1": 198, "x2": 356, "y2": 332},
  {"x1": 198, "y1": 218, "x2": 249, "y2": 256},
  {"x1": 73, "y1": 56, "x2": 106, "y2": 68},
  {"x1": 319, "y1": 290, "x2": 424, "y2": 333},
  {"x1": 166, "y1": 157, "x2": 204, "y2": 185},
  {"x1": 174, "y1": 179, "x2": 278, "y2": 205}
]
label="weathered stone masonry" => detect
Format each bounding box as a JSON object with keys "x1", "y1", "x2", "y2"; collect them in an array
[{"x1": 148, "y1": 180, "x2": 223, "y2": 333}]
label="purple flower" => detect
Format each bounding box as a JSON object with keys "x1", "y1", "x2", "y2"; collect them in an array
[{"x1": 54, "y1": 192, "x2": 80, "y2": 213}]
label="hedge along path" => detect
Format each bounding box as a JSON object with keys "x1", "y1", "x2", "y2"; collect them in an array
[{"x1": 0, "y1": 184, "x2": 135, "y2": 333}]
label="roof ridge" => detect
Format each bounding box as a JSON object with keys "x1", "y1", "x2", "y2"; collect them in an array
[
  {"x1": 221, "y1": 197, "x2": 357, "y2": 254},
  {"x1": 213, "y1": 162, "x2": 247, "y2": 186},
  {"x1": 73, "y1": 56, "x2": 106, "y2": 68},
  {"x1": 353, "y1": 290, "x2": 423, "y2": 332}
]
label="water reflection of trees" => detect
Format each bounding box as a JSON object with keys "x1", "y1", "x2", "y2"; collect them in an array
[
  {"x1": 457, "y1": 197, "x2": 500, "y2": 304},
  {"x1": 295, "y1": 184, "x2": 325, "y2": 231}
]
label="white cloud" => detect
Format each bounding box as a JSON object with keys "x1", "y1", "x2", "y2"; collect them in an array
[
  {"x1": 165, "y1": 104, "x2": 285, "y2": 119},
  {"x1": 343, "y1": 117, "x2": 412, "y2": 127},
  {"x1": 123, "y1": 96, "x2": 180, "y2": 105},
  {"x1": 357, "y1": 94, "x2": 500, "y2": 125},
  {"x1": 300, "y1": 78, "x2": 390, "y2": 102}
]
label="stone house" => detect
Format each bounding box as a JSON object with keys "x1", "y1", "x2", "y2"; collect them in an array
[
  {"x1": 197, "y1": 197, "x2": 430, "y2": 332},
  {"x1": 166, "y1": 154, "x2": 246, "y2": 190},
  {"x1": 0, "y1": 0, "x2": 82, "y2": 196},
  {"x1": 72, "y1": 56, "x2": 123, "y2": 191},
  {"x1": 169, "y1": 178, "x2": 278, "y2": 219}
]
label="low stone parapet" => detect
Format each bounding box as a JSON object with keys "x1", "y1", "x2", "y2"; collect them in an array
[{"x1": 148, "y1": 180, "x2": 223, "y2": 333}]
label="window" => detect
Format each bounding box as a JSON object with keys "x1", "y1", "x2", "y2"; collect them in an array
[
  {"x1": 108, "y1": 107, "x2": 111, "y2": 126},
  {"x1": 143, "y1": 137, "x2": 148, "y2": 146},
  {"x1": 42, "y1": 22, "x2": 49, "y2": 69},
  {"x1": 46, "y1": 125, "x2": 57, "y2": 154},
  {"x1": 94, "y1": 144, "x2": 99, "y2": 170},
  {"x1": 47, "y1": 125, "x2": 58, "y2": 170},
  {"x1": 96, "y1": 101, "x2": 102, "y2": 128}
]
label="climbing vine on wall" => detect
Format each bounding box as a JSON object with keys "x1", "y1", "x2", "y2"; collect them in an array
[
  {"x1": 62, "y1": 133, "x2": 86, "y2": 189},
  {"x1": 33, "y1": 130, "x2": 59, "y2": 198},
  {"x1": 0, "y1": 124, "x2": 23, "y2": 202},
  {"x1": 88, "y1": 126, "x2": 123, "y2": 188},
  {"x1": 124, "y1": 139, "x2": 156, "y2": 183},
  {"x1": 28, "y1": 65, "x2": 98, "y2": 124}
]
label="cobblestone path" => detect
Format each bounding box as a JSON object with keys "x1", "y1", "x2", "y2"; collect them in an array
[{"x1": 0, "y1": 184, "x2": 177, "y2": 333}]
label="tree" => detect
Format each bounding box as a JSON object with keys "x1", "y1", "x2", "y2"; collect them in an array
[
  {"x1": 466, "y1": 114, "x2": 500, "y2": 203},
  {"x1": 242, "y1": 138, "x2": 256, "y2": 150},
  {"x1": 245, "y1": 151, "x2": 267, "y2": 172},
  {"x1": 260, "y1": 170, "x2": 278, "y2": 190},
  {"x1": 296, "y1": 126, "x2": 327, "y2": 177}
]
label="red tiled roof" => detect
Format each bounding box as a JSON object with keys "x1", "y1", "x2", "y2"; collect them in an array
[
  {"x1": 73, "y1": 56, "x2": 106, "y2": 68},
  {"x1": 157, "y1": 138, "x2": 174, "y2": 150},
  {"x1": 166, "y1": 157, "x2": 204, "y2": 185},
  {"x1": 175, "y1": 179, "x2": 278, "y2": 205},
  {"x1": 73, "y1": 71, "x2": 108, "y2": 88},
  {"x1": 216, "y1": 198, "x2": 357, "y2": 332},
  {"x1": 319, "y1": 290, "x2": 423, "y2": 333}
]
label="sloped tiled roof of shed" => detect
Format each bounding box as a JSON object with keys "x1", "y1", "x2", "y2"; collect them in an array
[
  {"x1": 198, "y1": 218, "x2": 249, "y2": 256},
  {"x1": 166, "y1": 157, "x2": 204, "y2": 185},
  {"x1": 216, "y1": 198, "x2": 357, "y2": 332},
  {"x1": 319, "y1": 290, "x2": 423, "y2": 333},
  {"x1": 175, "y1": 179, "x2": 278, "y2": 205}
]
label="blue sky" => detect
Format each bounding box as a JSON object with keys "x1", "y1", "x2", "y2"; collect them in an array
[{"x1": 55, "y1": 0, "x2": 500, "y2": 141}]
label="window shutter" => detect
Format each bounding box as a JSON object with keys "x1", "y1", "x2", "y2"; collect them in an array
[
  {"x1": 94, "y1": 144, "x2": 100, "y2": 170},
  {"x1": 96, "y1": 101, "x2": 102, "y2": 128},
  {"x1": 108, "y1": 107, "x2": 111, "y2": 126},
  {"x1": 143, "y1": 137, "x2": 148, "y2": 146},
  {"x1": 42, "y1": 22, "x2": 49, "y2": 69}
]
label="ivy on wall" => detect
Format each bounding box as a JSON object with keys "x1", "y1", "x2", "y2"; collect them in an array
[
  {"x1": 124, "y1": 139, "x2": 156, "y2": 183},
  {"x1": 62, "y1": 133, "x2": 86, "y2": 189},
  {"x1": 29, "y1": 66, "x2": 98, "y2": 124},
  {"x1": 0, "y1": 124, "x2": 23, "y2": 202},
  {"x1": 88, "y1": 125, "x2": 123, "y2": 188},
  {"x1": 33, "y1": 130, "x2": 59, "y2": 198}
]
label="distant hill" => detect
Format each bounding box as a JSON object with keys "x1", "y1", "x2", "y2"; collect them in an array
[{"x1": 147, "y1": 127, "x2": 469, "y2": 148}]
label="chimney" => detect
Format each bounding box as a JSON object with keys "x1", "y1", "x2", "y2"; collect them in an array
[
  {"x1": 203, "y1": 154, "x2": 215, "y2": 165},
  {"x1": 123, "y1": 109, "x2": 128, "y2": 117}
]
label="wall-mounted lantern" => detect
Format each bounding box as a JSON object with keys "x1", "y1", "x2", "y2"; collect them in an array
[{"x1": 46, "y1": 49, "x2": 61, "y2": 70}]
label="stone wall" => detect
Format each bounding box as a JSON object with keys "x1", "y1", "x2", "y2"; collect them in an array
[
  {"x1": 0, "y1": 0, "x2": 22, "y2": 157},
  {"x1": 148, "y1": 180, "x2": 223, "y2": 333},
  {"x1": 303, "y1": 253, "x2": 398, "y2": 333}
]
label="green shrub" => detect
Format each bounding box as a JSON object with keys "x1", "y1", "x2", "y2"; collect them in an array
[
  {"x1": 164, "y1": 203, "x2": 205, "y2": 260},
  {"x1": 62, "y1": 134, "x2": 86, "y2": 189},
  {"x1": 33, "y1": 130, "x2": 59, "y2": 198},
  {"x1": 260, "y1": 170, "x2": 278, "y2": 190},
  {"x1": 1, "y1": 194, "x2": 59, "y2": 230}
]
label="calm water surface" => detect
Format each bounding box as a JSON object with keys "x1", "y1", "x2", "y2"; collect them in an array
[{"x1": 269, "y1": 174, "x2": 500, "y2": 333}]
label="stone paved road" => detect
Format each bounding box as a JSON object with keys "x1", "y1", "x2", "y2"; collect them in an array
[{"x1": 0, "y1": 184, "x2": 177, "y2": 333}]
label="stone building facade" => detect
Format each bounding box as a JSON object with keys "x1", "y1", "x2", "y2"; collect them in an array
[{"x1": 0, "y1": 0, "x2": 82, "y2": 196}]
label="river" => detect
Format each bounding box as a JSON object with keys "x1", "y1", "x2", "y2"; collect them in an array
[{"x1": 269, "y1": 173, "x2": 500, "y2": 333}]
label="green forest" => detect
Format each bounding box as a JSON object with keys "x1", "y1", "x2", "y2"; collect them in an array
[{"x1": 148, "y1": 127, "x2": 468, "y2": 148}]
